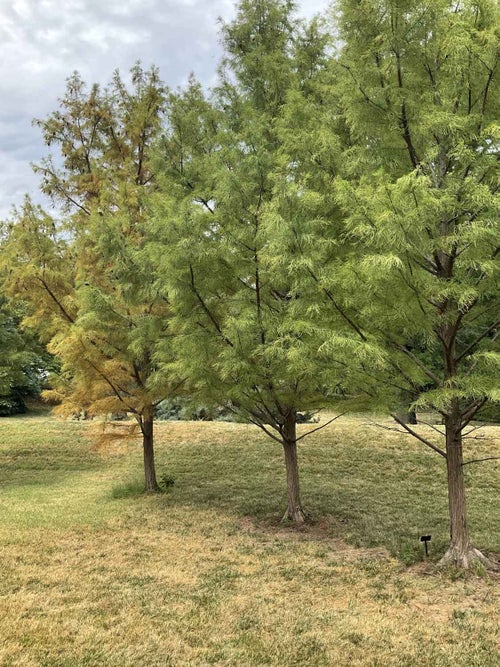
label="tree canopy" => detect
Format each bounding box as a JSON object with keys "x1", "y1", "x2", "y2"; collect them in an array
[
  {"x1": 0, "y1": 0, "x2": 497, "y2": 565},
  {"x1": 149, "y1": 0, "x2": 355, "y2": 522},
  {"x1": 330, "y1": 0, "x2": 499, "y2": 566},
  {"x1": 1, "y1": 67, "x2": 178, "y2": 491}
]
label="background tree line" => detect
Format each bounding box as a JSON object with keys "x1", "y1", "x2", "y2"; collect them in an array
[{"x1": 0, "y1": 0, "x2": 498, "y2": 568}]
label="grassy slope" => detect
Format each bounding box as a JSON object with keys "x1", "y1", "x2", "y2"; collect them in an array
[{"x1": 0, "y1": 414, "x2": 498, "y2": 667}]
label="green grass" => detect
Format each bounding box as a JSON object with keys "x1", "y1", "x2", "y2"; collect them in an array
[{"x1": 0, "y1": 414, "x2": 498, "y2": 666}]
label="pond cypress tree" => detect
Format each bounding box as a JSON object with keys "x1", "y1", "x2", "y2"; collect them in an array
[
  {"x1": 151, "y1": 1, "x2": 342, "y2": 522},
  {"x1": 331, "y1": 0, "x2": 499, "y2": 566},
  {"x1": 2, "y1": 67, "x2": 177, "y2": 492}
]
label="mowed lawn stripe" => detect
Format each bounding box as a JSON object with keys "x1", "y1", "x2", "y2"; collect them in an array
[{"x1": 0, "y1": 414, "x2": 498, "y2": 666}]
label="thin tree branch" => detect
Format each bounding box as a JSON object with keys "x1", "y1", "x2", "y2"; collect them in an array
[
  {"x1": 462, "y1": 423, "x2": 486, "y2": 438},
  {"x1": 37, "y1": 276, "x2": 74, "y2": 323},
  {"x1": 462, "y1": 457, "x2": 500, "y2": 466},
  {"x1": 416, "y1": 419, "x2": 446, "y2": 437},
  {"x1": 365, "y1": 419, "x2": 404, "y2": 433},
  {"x1": 339, "y1": 63, "x2": 388, "y2": 112},
  {"x1": 461, "y1": 397, "x2": 488, "y2": 429},
  {"x1": 390, "y1": 413, "x2": 447, "y2": 458},
  {"x1": 394, "y1": 50, "x2": 420, "y2": 168},
  {"x1": 306, "y1": 267, "x2": 367, "y2": 342},
  {"x1": 295, "y1": 413, "x2": 345, "y2": 442},
  {"x1": 391, "y1": 342, "x2": 441, "y2": 385},
  {"x1": 457, "y1": 320, "x2": 500, "y2": 363},
  {"x1": 244, "y1": 416, "x2": 283, "y2": 445},
  {"x1": 189, "y1": 264, "x2": 234, "y2": 347}
]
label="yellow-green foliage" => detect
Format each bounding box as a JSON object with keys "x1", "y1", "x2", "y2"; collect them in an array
[{"x1": 1, "y1": 67, "x2": 178, "y2": 425}]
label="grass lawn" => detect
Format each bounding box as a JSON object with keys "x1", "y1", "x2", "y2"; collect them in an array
[{"x1": 0, "y1": 413, "x2": 499, "y2": 666}]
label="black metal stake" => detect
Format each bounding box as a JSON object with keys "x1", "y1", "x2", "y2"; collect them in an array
[{"x1": 420, "y1": 535, "x2": 431, "y2": 557}]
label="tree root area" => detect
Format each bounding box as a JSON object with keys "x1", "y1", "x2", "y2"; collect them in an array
[{"x1": 439, "y1": 545, "x2": 498, "y2": 570}]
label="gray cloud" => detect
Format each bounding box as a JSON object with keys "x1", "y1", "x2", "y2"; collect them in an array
[{"x1": 0, "y1": 0, "x2": 330, "y2": 218}]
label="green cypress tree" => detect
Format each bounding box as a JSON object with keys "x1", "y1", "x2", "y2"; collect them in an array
[
  {"x1": 330, "y1": 0, "x2": 499, "y2": 566},
  {"x1": 151, "y1": 1, "x2": 341, "y2": 522}
]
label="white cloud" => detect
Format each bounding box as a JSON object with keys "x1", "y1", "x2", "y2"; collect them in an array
[{"x1": 0, "y1": 0, "x2": 331, "y2": 218}]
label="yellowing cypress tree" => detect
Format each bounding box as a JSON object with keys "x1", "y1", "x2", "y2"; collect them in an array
[{"x1": 2, "y1": 66, "x2": 176, "y2": 492}]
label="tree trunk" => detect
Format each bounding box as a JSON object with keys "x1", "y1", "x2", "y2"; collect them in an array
[
  {"x1": 395, "y1": 407, "x2": 417, "y2": 424},
  {"x1": 141, "y1": 408, "x2": 160, "y2": 493},
  {"x1": 440, "y1": 402, "x2": 489, "y2": 568},
  {"x1": 281, "y1": 410, "x2": 307, "y2": 524},
  {"x1": 408, "y1": 409, "x2": 417, "y2": 425}
]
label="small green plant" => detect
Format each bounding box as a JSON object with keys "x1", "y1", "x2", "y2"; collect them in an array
[
  {"x1": 398, "y1": 541, "x2": 422, "y2": 566},
  {"x1": 159, "y1": 473, "x2": 175, "y2": 491},
  {"x1": 111, "y1": 479, "x2": 145, "y2": 499}
]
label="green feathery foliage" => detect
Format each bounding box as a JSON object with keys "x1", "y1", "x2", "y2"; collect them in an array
[
  {"x1": 329, "y1": 0, "x2": 499, "y2": 566},
  {"x1": 0, "y1": 295, "x2": 40, "y2": 415},
  {"x1": 151, "y1": 1, "x2": 342, "y2": 522}
]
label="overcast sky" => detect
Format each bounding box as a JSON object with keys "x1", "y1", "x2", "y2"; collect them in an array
[{"x1": 0, "y1": 0, "x2": 330, "y2": 219}]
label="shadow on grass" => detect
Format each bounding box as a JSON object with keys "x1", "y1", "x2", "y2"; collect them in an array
[
  {"x1": 150, "y1": 436, "x2": 499, "y2": 565},
  {"x1": 4, "y1": 403, "x2": 53, "y2": 419},
  {"x1": 0, "y1": 444, "x2": 107, "y2": 489},
  {"x1": 0, "y1": 417, "x2": 110, "y2": 491},
  {"x1": 2, "y1": 415, "x2": 498, "y2": 564}
]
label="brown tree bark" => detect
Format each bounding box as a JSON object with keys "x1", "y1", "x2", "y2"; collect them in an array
[
  {"x1": 440, "y1": 400, "x2": 490, "y2": 568},
  {"x1": 281, "y1": 409, "x2": 307, "y2": 524},
  {"x1": 141, "y1": 408, "x2": 160, "y2": 493}
]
